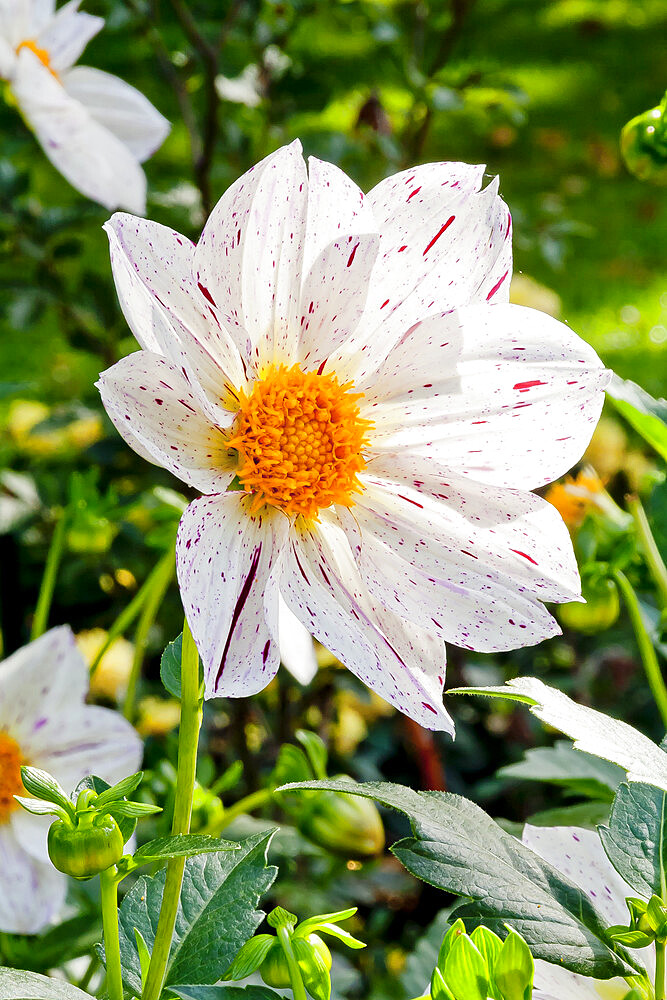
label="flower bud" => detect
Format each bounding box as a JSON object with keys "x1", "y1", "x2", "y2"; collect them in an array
[
  {"x1": 297, "y1": 783, "x2": 385, "y2": 858},
  {"x1": 621, "y1": 94, "x2": 667, "y2": 184},
  {"x1": 47, "y1": 812, "x2": 124, "y2": 880},
  {"x1": 558, "y1": 576, "x2": 620, "y2": 635}
]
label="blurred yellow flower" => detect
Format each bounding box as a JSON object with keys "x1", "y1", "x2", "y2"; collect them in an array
[
  {"x1": 76, "y1": 628, "x2": 134, "y2": 702},
  {"x1": 584, "y1": 416, "x2": 657, "y2": 493},
  {"x1": 544, "y1": 469, "x2": 604, "y2": 529},
  {"x1": 136, "y1": 696, "x2": 181, "y2": 737},
  {"x1": 5, "y1": 400, "x2": 104, "y2": 456},
  {"x1": 510, "y1": 274, "x2": 561, "y2": 318}
]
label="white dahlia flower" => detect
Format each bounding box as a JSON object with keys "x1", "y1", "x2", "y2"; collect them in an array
[
  {"x1": 525, "y1": 825, "x2": 654, "y2": 999},
  {"x1": 0, "y1": 626, "x2": 142, "y2": 933},
  {"x1": 97, "y1": 140, "x2": 610, "y2": 732},
  {"x1": 0, "y1": 0, "x2": 169, "y2": 213}
]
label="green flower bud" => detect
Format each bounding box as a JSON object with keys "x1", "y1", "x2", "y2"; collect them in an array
[
  {"x1": 558, "y1": 576, "x2": 619, "y2": 634},
  {"x1": 621, "y1": 93, "x2": 667, "y2": 184},
  {"x1": 259, "y1": 934, "x2": 331, "y2": 990},
  {"x1": 47, "y1": 811, "x2": 124, "y2": 880},
  {"x1": 297, "y1": 783, "x2": 385, "y2": 858}
]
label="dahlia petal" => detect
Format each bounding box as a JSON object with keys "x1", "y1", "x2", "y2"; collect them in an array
[
  {"x1": 298, "y1": 232, "x2": 380, "y2": 369},
  {"x1": 97, "y1": 352, "x2": 234, "y2": 493},
  {"x1": 104, "y1": 213, "x2": 245, "y2": 411},
  {"x1": 351, "y1": 163, "x2": 512, "y2": 377},
  {"x1": 0, "y1": 825, "x2": 66, "y2": 934},
  {"x1": 62, "y1": 66, "x2": 169, "y2": 161},
  {"x1": 31, "y1": 0, "x2": 56, "y2": 34},
  {"x1": 176, "y1": 494, "x2": 289, "y2": 698},
  {"x1": 533, "y1": 961, "x2": 629, "y2": 1000},
  {"x1": 0, "y1": 626, "x2": 87, "y2": 745},
  {"x1": 365, "y1": 303, "x2": 610, "y2": 489},
  {"x1": 303, "y1": 156, "x2": 376, "y2": 277},
  {"x1": 35, "y1": 0, "x2": 103, "y2": 72},
  {"x1": 13, "y1": 50, "x2": 146, "y2": 212},
  {"x1": 278, "y1": 596, "x2": 318, "y2": 685},
  {"x1": 0, "y1": 36, "x2": 15, "y2": 77},
  {"x1": 346, "y1": 487, "x2": 562, "y2": 653},
  {"x1": 194, "y1": 140, "x2": 307, "y2": 367},
  {"x1": 280, "y1": 512, "x2": 453, "y2": 732},
  {"x1": 361, "y1": 457, "x2": 582, "y2": 603}
]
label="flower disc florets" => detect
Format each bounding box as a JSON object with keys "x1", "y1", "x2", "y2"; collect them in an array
[
  {"x1": 228, "y1": 363, "x2": 372, "y2": 519},
  {"x1": 0, "y1": 733, "x2": 24, "y2": 823}
]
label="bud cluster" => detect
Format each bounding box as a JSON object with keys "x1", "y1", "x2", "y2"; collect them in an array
[{"x1": 429, "y1": 919, "x2": 534, "y2": 1000}]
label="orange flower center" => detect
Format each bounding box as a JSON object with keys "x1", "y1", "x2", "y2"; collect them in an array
[
  {"x1": 16, "y1": 39, "x2": 58, "y2": 79},
  {"x1": 0, "y1": 733, "x2": 26, "y2": 824},
  {"x1": 228, "y1": 363, "x2": 371, "y2": 519},
  {"x1": 545, "y1": 470, "x2": 604, "y2": 529}
]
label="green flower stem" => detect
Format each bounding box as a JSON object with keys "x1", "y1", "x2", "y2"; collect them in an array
[
  {"x1": 201, "y1": 787, "x2": 274, "y2": 837},
  {"x1": 143, "y1": 617, "x2": 202, "y2": 1000},
  {"x1": 89, "y1": 546, "x2": 175, "y2": 679},
  {"x1": 656, "y1": 939, "x2": 666, "y2": 1000},
  {"x1": 99, "y1": 867, "x2": 123, "y2": 1000},
  {"x1": 614, "y1": 569, "x2": 667, "y2": 730},
  {"x1": 627, "y1": 495, "x2": 667, "y2": 609},
  {"x1": 30, "y1": 508, "x2": 68, "y2": 640},
  {"x1": 122, "y1": 550, "x2": 175, "y2": 721},
  {"x1": 277, "y1": 924, "x2": 308, "y2": 1000}
]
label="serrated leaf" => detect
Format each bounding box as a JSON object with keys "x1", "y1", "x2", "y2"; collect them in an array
[
  {"x1": 0, "y1": 969, "x2": 93, "y2": 999},
  {"x1": 117, "y1": 832, "x2": 277, "y2": 994},
  {"x1": 599, "y1": 782, "x2": 667, "y2": 900},
  {"x1": 281, "y1": 780, "x2": 635, "y2": 979},
  {"x1": 170, "y1": 987, "x2": 284, "y2": 999},
  {"x1": 161, "y1": 633, "x2": 203, "y2": 699},
  {"x1": 451, "y1": 677, "x2": 667, "y2": 792},
  {"x1": 131, "y1": 834, "x2": 239, "y2": 866},
  {"x1": 607, "y1": 375, "x2": 667, "y2": 462}
]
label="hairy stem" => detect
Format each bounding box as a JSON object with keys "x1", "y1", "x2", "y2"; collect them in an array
[
  {"x1": 99, "y1": 867, "x2": 123, "y2": 1000},
  {"x1": 142, "y1": 618, "x2": 202, "y2": 1000},
  {"x1": 614, "y1": 569, "x2": 667, "y2": 731}
]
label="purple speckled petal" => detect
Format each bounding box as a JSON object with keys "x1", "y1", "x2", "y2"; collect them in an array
[
  {"x1": 176, "y1": 493, "x2": 289, "y2": 698},
  {"x1": 280, "y1": 509, "x2": 453, "y2": 732},
  {"x1": 360, "y1": 303, "x2": 610, "y2": 490},
  {"x1": 0, "y1": 825, "x2": 66, "y2": 934}
]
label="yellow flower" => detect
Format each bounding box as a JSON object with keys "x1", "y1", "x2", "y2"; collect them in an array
[
  {"x1": 544, "y1": 470, "x2": 605, "y2": 529},
  {"x1": 77, "y1": 629, "x2": 134, "y2": 702},
  {"x1": 136, "y1": 696, "x2": 181, "y2": 737}
]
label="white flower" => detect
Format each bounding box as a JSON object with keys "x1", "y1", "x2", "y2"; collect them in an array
[
  {"x1": 0, "y1": 626, "x2": 143, "y2": 934},
  {"x1": 525, "y1": 825, "x2": 654, "y2": 999},
  {"x1": 0, "y1": 0, "x2": 169, "y2": 213},
  {"x1": 97, "y1": 140, "x2": 609, "y2": 731}
]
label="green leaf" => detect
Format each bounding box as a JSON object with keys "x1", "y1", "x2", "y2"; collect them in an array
[
  {"x1": 607, "y1": 375, "x2": 667, "y2": 462},
  {"x1": 0, "y1": 914, "x2": 103, "y2": 973},
  {"x1": 599, "y1": 782, "x2": 667, "y2": 899},
  {"x1": 170, "y1": 988, "x2": 284, "y2": 999},
  {"x1": 281, "y1": 780, "x2": 634, "y2": 979},
  {"x1": 223, "y1": 934, "x2": 275, "y2": 980},
  {"x1": 493, "y1": 929, "x2": 533, "y2": 1000},
  {"x1": 400, "y1": 909, "x2": 451, "y2": 999},
  {"x1": 161, "y1": 633, "x2": 203, "y2": 699},
  {"x1": 117, "y1": 832, "x2": 277, "y2": 994},
  {"x1": 130, "y1": 834, "x2": 240, "y2": 866},
  {"x1": 294, "y1": 936, "x2": 331, "y2": 1000},
  {"x1": 451, "y1": 677, "x2": 667, "y2": 792},
  {"x1": 498, "y1": 742, "x2": 623, "y2": 801},
  {"x1": 19, "y1": 768, "x2": 73, "y2": 818},
  {"x1": 107, "y1": 800, "x2": 162, "y2": 818},
  {"x1": 469, "y1": 927, "x2": 502, "y2": 994},
  {"x1": 134, "y1": 927, "x2": 151, "y2": 993},
  {"x1": 443, "y1": 934, "x2": 489, "y2": 1000},
  {"x1": 13, "y1": 796, "x2": 66, "y2": 819},
  {"x1": 94, "y1": 772, "x2": 143, "y2": 807},
  {"x1": 267, "y1": 906, "x2": 298, "y2": 931},
  {"x1": 437, "y1": 918, "x2": 466, "y2": 971},
  {"x1": 295, "y1": 730, "x2": 328, "y2": 779},
  {"x1": 0, "y1": 969, "x2": 93, "y2": 999},
  {"x1": 430, "y1": 966, "x2": 455, "y2": 1000}
]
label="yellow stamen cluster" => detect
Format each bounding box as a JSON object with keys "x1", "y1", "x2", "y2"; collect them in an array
[
  {"x1": 16, "y1": 39, "x2": 58, "y2": 79},
  {"x1": 228, "y1": 363, "x2": 371, "y2": 519},
  {"x1": 545, "y1": 470, "x2": 604, "y2": 529},
  {"x1": 0, "y1": 733, "x2": 25, "y2": 824}
]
